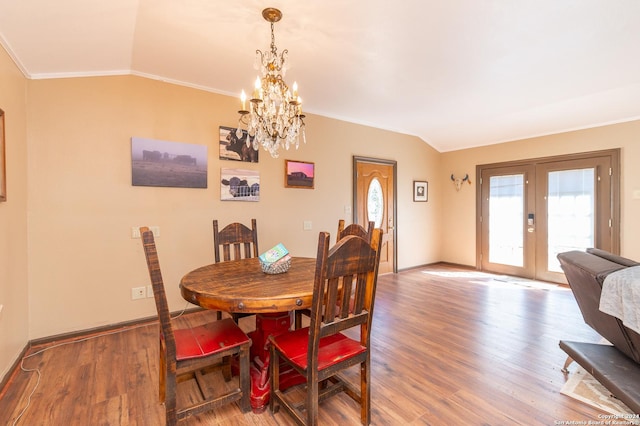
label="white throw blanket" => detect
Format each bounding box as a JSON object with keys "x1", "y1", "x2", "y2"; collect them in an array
[{"x1": 599, "y1": 266, "x2": 640, "y2": 334}]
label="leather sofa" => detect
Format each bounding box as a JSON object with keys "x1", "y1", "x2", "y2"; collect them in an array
[{"x1": 557, "y1": 248, "x2": 640, "y2": 413}]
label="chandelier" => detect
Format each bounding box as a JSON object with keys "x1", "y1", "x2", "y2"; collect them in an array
[{"x1": 236, "y1": 7, "x2": 306, "y2": 158}]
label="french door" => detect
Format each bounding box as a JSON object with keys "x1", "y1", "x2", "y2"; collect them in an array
[{"x1": 477, "y1": 150, "x2": 619, "y2": 283}]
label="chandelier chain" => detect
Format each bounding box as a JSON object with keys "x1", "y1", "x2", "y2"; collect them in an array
[{"x1": 270, "y1": 22, "x2": 276, "y2": 55}]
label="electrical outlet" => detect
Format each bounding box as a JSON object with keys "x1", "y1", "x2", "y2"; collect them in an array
[
  {"x1": 146, "y1": 285, "x2": 154, "y2": 298},
  {"x1": 131, "y1": 286, "x2": 146, "y2": 300},
  {"x1": 303, "y1": 220, "x2": 312, "y2": 231}
]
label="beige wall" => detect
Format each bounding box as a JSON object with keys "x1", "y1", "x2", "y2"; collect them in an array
[
  {"x1": 440, "y1": 121, "x2": 640, "y2": 266},
  {"x1": 24, "y1": 75, "x2": 442, "y2": 341},
  {"x1": 0, "y1": 47, "x2": 29, "y2": 380}
]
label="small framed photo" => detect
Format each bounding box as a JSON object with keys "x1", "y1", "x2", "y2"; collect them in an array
[
  {"x1": 285, "y1": 160, "x2": 314, "y2": 189},
  {"x1": 413, "y1": 180, "x2": 428, "y2": 202}
]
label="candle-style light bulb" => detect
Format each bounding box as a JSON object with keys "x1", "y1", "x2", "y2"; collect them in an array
[
  {"x1": 254, "y1": 77, "x2": 261, "y2": 99},
  {"x1": 240, "y1": 90, "x2": 247, "y2": 111},
  {"x1": 292, "y1": 81, "x2": 298, "y2": 99}
]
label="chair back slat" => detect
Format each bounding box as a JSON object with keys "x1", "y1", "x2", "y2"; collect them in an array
[
  {"x1": 352, "y1": 274, "x2": 367, "y2": 314},
  {"x1": 339, "y1": 276, "x2": 354, "y2": 318},
  {"x1": 323, "y1": 277, "x2": 340, "y2": 324},
  {"x1": 213, "y1": 219, "x2": 258, "y2": 262}
]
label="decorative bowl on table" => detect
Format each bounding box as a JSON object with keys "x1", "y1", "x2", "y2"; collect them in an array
[
  {"x1": 259, "y1": 243, "x2": 291, "y2": 274},
  {"x1": 260, "y1": 256, "x2": 291, "y2": 274}
]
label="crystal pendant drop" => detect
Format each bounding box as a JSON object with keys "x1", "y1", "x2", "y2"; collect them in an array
[{"x1": 254, "y1": 52, "x2": 261, "y2": 71}]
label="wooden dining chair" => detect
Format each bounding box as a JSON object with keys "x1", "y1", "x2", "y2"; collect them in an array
[
  {"x1": 140, "y1": 227, "x2": 251, "y2": 425},
  {"x1": 212, "y1": 219, "x2": 259, "y2": 322},
  {"x1": 294, "y1": 219, "x2": 376, "y2": 329},
  {"x1": 269, "y1": 229, "x2": 383, "y2": 425}
]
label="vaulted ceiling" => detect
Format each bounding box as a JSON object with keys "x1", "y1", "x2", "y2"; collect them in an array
[{"x1": 1, "y1": 1, "x2": 639, "y2": 152}]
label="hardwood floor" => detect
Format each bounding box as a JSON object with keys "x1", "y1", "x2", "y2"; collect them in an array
[{"x1": 0, "y1": 263, "x2": 609, "y2": 425}]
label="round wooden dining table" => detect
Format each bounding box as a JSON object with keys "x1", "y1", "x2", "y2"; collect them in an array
[
  {"x1": 179, "y1": 256, "x2": 316, "y2": 412},
  {"x1": 180, "y1": 257, "x2": 316, "y2": 313}
]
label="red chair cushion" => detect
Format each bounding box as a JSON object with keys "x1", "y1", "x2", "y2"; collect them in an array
[
  {"x1": 174, "y1": 318, "x2": 250, "y2": 361},
  {"x1": 271, "y1": 327, "x2": 366, "y2": 371}
]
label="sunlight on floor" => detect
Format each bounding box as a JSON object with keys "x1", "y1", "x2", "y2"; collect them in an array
[{"x1": 422, "y1": 270, "x2": 563, "y2": 290}]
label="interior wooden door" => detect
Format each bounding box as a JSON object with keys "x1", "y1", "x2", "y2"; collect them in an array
[{"x1": 354, "y1": 157, "x2": 396, "y2": 274}]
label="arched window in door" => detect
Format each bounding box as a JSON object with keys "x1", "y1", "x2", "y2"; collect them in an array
[{"x1": 367, "y1": 178, "x2": 384, "y2": 228}]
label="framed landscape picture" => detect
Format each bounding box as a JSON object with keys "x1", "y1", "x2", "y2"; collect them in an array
[
  {"x1": 131, "y1": 137, "x2": 208, "y2": 188},
  {"x1": 285, "y1": 160, "x2": 314, "y2": 189}
]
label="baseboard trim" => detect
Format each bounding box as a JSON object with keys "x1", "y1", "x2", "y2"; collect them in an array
[{"x1": 396, "y1": 261, "x2": 475, "y2": 273}]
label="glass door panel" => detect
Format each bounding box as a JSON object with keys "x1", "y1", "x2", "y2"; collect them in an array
[
  {"x1": 480, "y1": 165, "x2": 535, "y2": 278},
  {"x1": 547, "y1": 168, "x2": 595, "y2": 272},
  {"x1": 367, "y1": 177, "x2": 384, "y2": 228},
  {"x1": 535, "y1": 155, "x2": 613, "y2": 283},
  {"x1": 488, "y1": 174, "x2": 524, "y2": 267}
]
